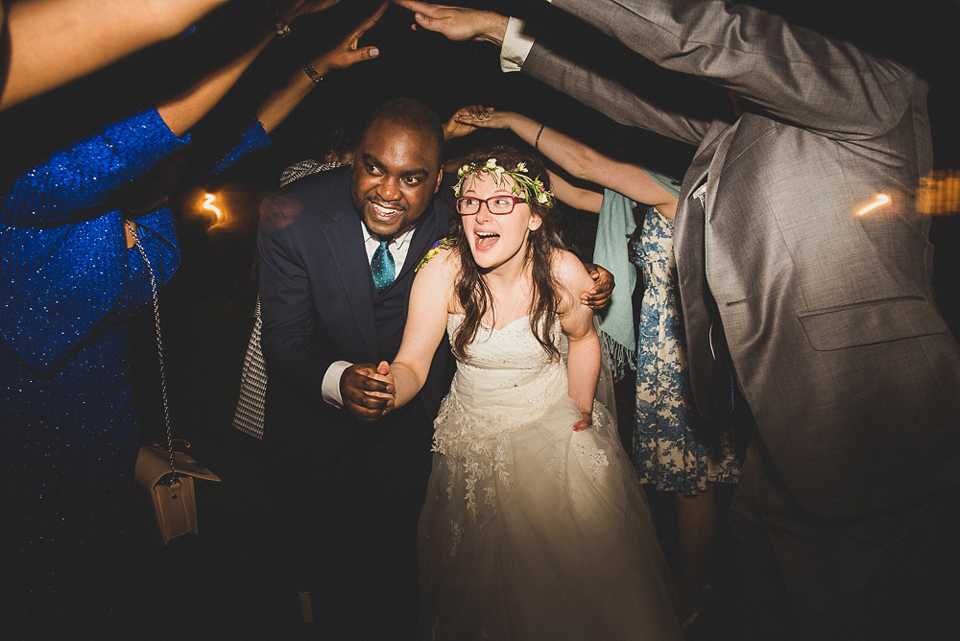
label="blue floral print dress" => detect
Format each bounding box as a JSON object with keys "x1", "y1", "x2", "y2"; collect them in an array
[{"x1": 630, "y1": 208, "x2": 740, "y2": 496}]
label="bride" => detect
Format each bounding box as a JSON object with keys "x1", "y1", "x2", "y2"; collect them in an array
[{"x1": 373, "y1": 146, "x2": 683, "y2": 640}]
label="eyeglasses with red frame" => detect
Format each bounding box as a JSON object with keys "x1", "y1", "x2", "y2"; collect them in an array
[{"x1": 456, "y1": 195, "x2": 527, "y2": 216}]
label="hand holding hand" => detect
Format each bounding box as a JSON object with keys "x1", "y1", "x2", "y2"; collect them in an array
[
  {"x1": 392, "y1": 1, "x2": 508, "y2": 46},
  {"x1": 581, "y1": 264, "x2": 615, "y2": 310},
  {"x1": 341, "y1": 362, "x2": 395, "y2": 421},
  {"x1": 443, "y1": 104, "x2": 494, "y2": 140},
  {"x1": 308, "y1": 1, "x2": 386, "y2": 76}
]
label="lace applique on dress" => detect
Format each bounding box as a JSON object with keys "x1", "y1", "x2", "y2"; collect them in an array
[
  {"x1": 574, "y1": 441, "x2": 610, "y2": 480},
  {"x1": 448, "y1": 519, "x2": 463, "y2": 557},
  {"x1": 431, "y1": 314, "x2": 566, "y2": 519}
]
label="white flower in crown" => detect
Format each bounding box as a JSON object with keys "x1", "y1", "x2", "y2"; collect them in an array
[{"x1": 516, "y1": 162, "x2": 527, "y2": 173}]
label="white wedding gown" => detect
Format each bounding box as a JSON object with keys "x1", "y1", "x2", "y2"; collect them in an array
[{"x1": 417, "y1": 314, "x2": 684, "y2": 640}]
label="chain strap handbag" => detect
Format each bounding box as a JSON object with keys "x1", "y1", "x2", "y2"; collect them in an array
[{"x1": 128, "y1": 222, "x2": 221, "y2": 545}]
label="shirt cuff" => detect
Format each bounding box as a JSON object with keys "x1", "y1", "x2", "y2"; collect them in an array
[
  {"x1": 322, "y1": 360, "x2": 352, "y2": 408},
  {"x1": 500, "y1": 17, "x2": 535, "y2": 73}
]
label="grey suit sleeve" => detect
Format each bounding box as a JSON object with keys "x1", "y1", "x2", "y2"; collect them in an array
[
  {"x1": 548, "y1": 0, "x2": 917, "y2": 139},
  {"x1": 257, "y1": 191, "x2": 335, "y2": 399},
  {"x1": 523, "y1": 40, "x2": 711, "y2": 145}
]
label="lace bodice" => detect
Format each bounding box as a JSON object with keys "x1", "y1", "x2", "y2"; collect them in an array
[
  {"x1": 434, "y1": 314, "x2": 567, "y2": 450},
  {"x1": 442, "y1": 314, "x2": 566, "y2": 424}
]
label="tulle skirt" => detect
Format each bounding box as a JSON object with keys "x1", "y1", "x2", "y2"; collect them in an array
[{"x1": 417, "y1": 385, "x2": 683, "y2": 640}]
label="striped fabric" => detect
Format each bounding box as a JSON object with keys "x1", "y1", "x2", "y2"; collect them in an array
[
  {"x1": 232, "y1": 160, "x2": 343, "y2": 439},
  {"x1": 232, "y1": 297, "x2": 268, "y2": 439}
]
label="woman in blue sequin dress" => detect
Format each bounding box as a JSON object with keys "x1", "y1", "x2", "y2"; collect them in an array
[{"x1": 0, "y1": 4, "x2": 373, "y2": 632}]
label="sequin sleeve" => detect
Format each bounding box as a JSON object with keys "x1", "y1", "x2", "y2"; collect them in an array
[
  {"x1": 208, "y1": 118, "x2": 271, "y2": 174},
  {"x1": 0, "y1": 108, "x2": 190, "y2": 227}
]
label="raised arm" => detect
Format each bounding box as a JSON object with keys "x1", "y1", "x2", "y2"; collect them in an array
[
  {"x1": 555, "y1": 250, "x2": 602, "y2": 431},
  {"x1": 255, "y1": 1, "x2": 386, "y2": 133},
  {"x1": 1, "y1": 1, "x2": 345, "y2": 225},
  {"x1": 0, "y1": 0, "x2": 230, "y2": 110},
  {"x1": 385, "y1": 247, "x2": 455, "y2": 410},
  {"x1": 456, "y1": 109, "x2": 677, "y2": 219},
  {"x1": 392, "y1": 1, "x2": 710, "y2": 146},
  {"x1": 157, "y1": 0, "x2": 340, "y2": 137},
  {"x1": 547, "y1": 0, "x2": 918, "y2": 138},
  {"x1": 393, "y1": 0, "x2": 507, "y2": 45},
  {"x1": 548, "y1": 171, "x2": 603, "y2": 214}
]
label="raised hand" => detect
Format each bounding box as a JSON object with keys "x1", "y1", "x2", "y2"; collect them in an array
[
  {"x1": 391, "y1": 0, "x2": 508, "y2": 45},
  {"x1": 453, "y1": 107, "x2": 514, "y2": 131},
  {"x1": 341, "y1": 362, "x2": 395, "y2": 421},
  {"x1": 443, "y1": 104, "x2": 494, "y2": 141},
  {"x1": 581, "y1": 264, "x2": 615, "y2": 310},
  {"x1": 308, "y1": 1, "x2": 387, "y2": 76}
]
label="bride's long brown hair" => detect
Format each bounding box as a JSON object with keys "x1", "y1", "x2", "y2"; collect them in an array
[{"x1": 450, "y1": 145, "x2": 568, "y2": 361}]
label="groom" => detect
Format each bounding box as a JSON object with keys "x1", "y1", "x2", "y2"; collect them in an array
[
  {"x1": 258, "y1": 97, "x2": 612, "y2": 640},
  {"x1": 258, "y1": 98, "x2": 454, "y2": 640}
]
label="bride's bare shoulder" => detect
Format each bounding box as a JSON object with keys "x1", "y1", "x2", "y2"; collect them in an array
[{"x1": 551, "y1": 248, "x2": 592, "y2": 288}]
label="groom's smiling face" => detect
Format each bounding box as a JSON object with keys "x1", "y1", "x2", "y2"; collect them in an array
[{"x1": 351, "y1": 117, "x2": 443, "y2": 240}]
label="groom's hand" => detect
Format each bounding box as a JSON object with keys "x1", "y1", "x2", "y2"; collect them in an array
[
  {"x1": 581, "y1": 263, "x2": 614, "y2": 310},
  {"x1": 342, "y1": 363, "x2": 395, "y2": 421}
]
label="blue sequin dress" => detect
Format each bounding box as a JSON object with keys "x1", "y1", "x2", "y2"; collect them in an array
[
  {"x1": 0, "y1": 108, "x2": 269, "y2": 625},
  {"x1": 630, "y1": 209, "x2": 740, "y2": 497}
]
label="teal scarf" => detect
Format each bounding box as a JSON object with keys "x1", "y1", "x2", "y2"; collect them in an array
[{"x1": 593, "y1": 170, "x2": 680, "y2": 379}]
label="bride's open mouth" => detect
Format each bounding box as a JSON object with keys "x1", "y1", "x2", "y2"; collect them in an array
[{"x1": 475, "y1": 231, "x2": 500, "y2": 250}]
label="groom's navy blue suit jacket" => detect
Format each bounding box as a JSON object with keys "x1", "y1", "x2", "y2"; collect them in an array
[{"x1": 257, "y1": 165, "x2": 455, "y2": 464}]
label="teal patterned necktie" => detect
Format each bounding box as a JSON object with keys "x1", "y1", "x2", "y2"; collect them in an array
[{"x1": 371, "y1": 240, "x2": 395, "y2": 292}]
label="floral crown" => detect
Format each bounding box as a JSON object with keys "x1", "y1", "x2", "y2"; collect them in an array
[{"x1": 453, "y1": 158, "x2": 556, "y2": 207}]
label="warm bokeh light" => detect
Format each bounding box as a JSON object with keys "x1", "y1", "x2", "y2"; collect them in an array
[
  {"x1": 195, "y1": 191, "x2": 231, "y2": 230},
  {"x1": 917, "y1": 170, "x2": 960, "y2": 215},
  {"x1": 201, "y1": 193, "x2": 224, "y2": 224},
  {"x1": 857, "y1": 193, "x2": 890, "y2": 216}
]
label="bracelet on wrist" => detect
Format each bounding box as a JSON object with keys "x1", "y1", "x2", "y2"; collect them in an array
[
  {"x1": 534, "y1": 124, "x2": 545, "y2": 150},
  {"x1": 303, "y1": 62, "x2": 323, "y2": 83}
]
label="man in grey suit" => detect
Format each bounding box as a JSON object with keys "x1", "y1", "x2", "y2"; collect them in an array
[{"x1": 396, "y1": 0, "x2": 960, "y2": 638}]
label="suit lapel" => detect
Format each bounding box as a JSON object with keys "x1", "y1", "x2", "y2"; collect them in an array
[
  {"x1": 325, "y1": 212, "x2": 379, "y2": 358},
  {"x1": 396, "y1": 201, "x2": 445, "y2": 285},
  {"x1": 674, "y1": 120, "x2": 732, "y2": 418}
]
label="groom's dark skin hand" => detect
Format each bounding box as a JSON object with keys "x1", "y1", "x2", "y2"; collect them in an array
[{"x1": 342, "y1": 363, "x2": 394, "y2": 420}]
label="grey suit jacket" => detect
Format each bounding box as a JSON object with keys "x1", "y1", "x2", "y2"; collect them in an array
[{"x1": 525, "y1": 0, "x2": 960, "y2": 518}]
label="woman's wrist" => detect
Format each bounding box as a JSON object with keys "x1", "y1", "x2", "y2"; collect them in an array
[{"x1": 303, "y1": 61, "x2": 325, "y2": 83}]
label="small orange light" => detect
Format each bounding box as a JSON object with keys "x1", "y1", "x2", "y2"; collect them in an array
[
  {"x1": 857, "y1": 193, "x2": 890, "y2": 216},
  {"x1": 201, "y1": 193, "x2": 223, "y2": 222}
]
